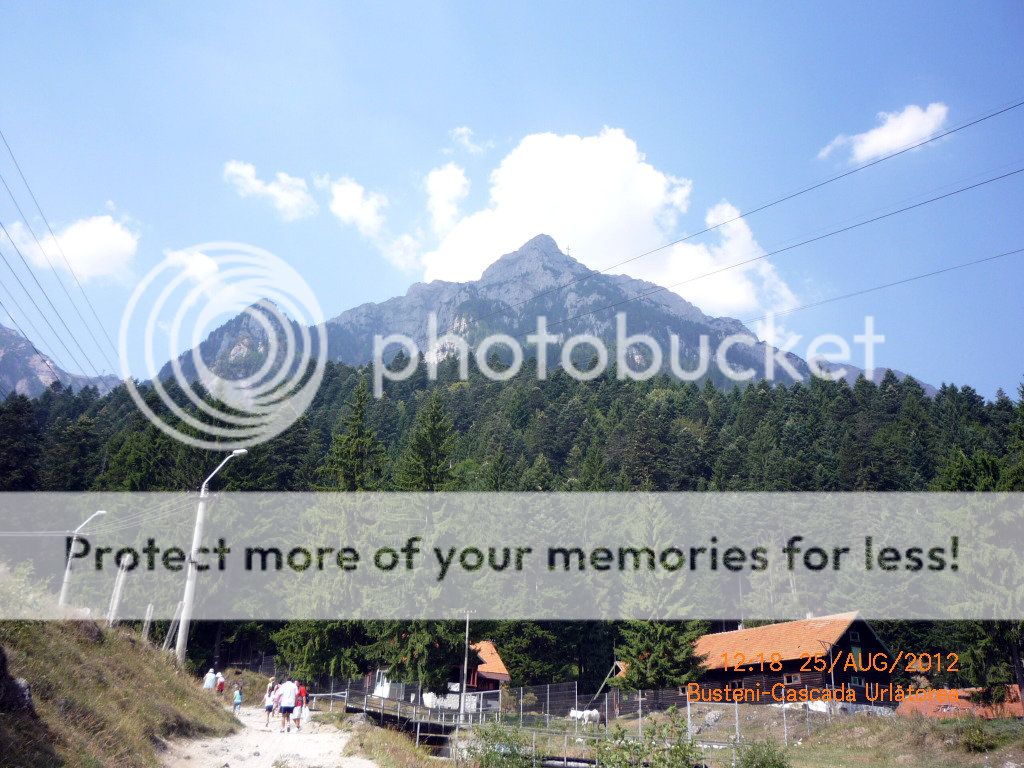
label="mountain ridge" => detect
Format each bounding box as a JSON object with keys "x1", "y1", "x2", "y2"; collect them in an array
[
  {"x1": 0, "y1": 325, "x2": 120, "y2": 397},
  {"x1": 2, "y1": 235, "x2": 937, "y2": 397}
]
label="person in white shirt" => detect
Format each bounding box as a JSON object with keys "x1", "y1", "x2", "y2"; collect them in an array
[
  {"x1": 277, "y1": 679, "x2": 299, "y2": 732},
  {"x1": 202, "y1": 669, "x2": 216, "y2": 690}
]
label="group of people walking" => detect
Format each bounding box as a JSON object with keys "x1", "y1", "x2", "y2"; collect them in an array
[
  {"x1": 263, "y1": 676, "x2": 308, "y2": 732},
  {"x1": 202, "y1": 668, "x2": 244, "y2": 714}
]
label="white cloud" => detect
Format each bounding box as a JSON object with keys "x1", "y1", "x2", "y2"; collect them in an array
[
  {"x1": 327, "y1": 177, "x2": 388, "y2": 238},
  {"x1": 420, "y1": 128, "x2": 693, "y2": 283},
  {"x1": 165, "y1": 246, "x2": 219, "y2": 282},
  {"x1": 657, "y1": 202, "x2": 798, "y2": 322},
  {"x1": 223, "y1": 160, "x2": 318, "y2": 221},
  {"x1": 329, "y1": 127, "x2": 797, "y2": 322},
  {"x1": 4, "y1": 215, "x2": 139, "y2": 280},
  {"x1": 382, "y1": 233, "x2": 422, "y2": 271},
  {"x1": 162, "y1": 246, "x2": 255, "y2": 310},
  {"x1": 321, "y1": 176, "x2": 419, "y2": 270},
  {"x1": 425, "y1": 163, "x2": 469, "y2": 235},
  {"x1": 448, "y1": 126, "x2": 492, "y2": 155},
  {"x1": 818, "y1": 102, "x2": 949, "y2": 164}
]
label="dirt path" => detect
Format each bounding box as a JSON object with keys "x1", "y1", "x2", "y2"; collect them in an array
[{"x1": 160, "y1": 706, "x2": 377, "y2": 768}]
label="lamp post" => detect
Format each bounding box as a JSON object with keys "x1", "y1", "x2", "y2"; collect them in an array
[
  {"x1": 175, "y1": 449, "x2": 246, "y2": 665},
  {"x1": 458, "y1": 610, "x2": 471, "y2": 723},
  {"x1": 58, "y1": 510, "x2": 107, "y2": 607}
]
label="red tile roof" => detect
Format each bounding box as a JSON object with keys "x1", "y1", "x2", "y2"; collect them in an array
[
  {"x1": 694, "y1": 613, "x2": 860, "y2": 670},
  {"x1": 472, "y1": 640, "x2": 510, "y2": 681},
  {"x1": 897, "y1": 685, "x2": 1023, "y2": 719}
]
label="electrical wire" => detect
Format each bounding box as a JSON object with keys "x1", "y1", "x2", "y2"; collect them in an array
[
  {"x1": 0, "y1": 170, "x2": 118, "y2": 372},
  {"x1": 0, "y1": 125, "x2": 120, "y2": 359},
  {"x1": 740, "y1": 247, "x2": 1024, "y2": 325},
  {"x1": 0, "y1": 220, "x2": 102, "y2": 376},
  {"x1": 0, "y1": 291, "x2": 66, "y2": 386},
  {"x1": 541, "y1": 166, "x2": 1024, "y2": 334},
  {"x1": 463, "y1": 97, "x2": 1024, "y2": 330}
]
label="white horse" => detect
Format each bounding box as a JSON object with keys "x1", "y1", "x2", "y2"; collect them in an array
[{"x1": 568, "y1": 708, "x2": 601, "y2": 726}]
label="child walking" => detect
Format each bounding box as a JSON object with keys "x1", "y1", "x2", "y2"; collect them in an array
[
  {"x1": 263, "y1": 684, "x2": 277, "y2": 727},
  {"x1": 232, "y1": 685, "x2": 242, "y2": 714}
]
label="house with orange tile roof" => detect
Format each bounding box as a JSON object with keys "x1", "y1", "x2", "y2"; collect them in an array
[
  {"x1": 369, "y1": 639, "x2": 510, "y2": 702},
  {"x1": 691, "y1": 612, "x2": 892, "y2": 704},
  {"x1": 897, "y1": 685, "x2": 1023, "y2": 719},
  {"x1": 468, "y1": 640, "x2": 511, "y2": 690}
]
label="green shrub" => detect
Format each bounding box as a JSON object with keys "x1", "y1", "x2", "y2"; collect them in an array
[
  {"x1": 596, "y1": 712, "x2": 703, "y2": 768},
  {"x1": 468, "y1": 722, "x2": 533, "y2": 768},
  {"x1": 956, "y1": 717, "x2": 996, "y2": 753},
  {"x1": 737, "y1": 739, "x2": 790, "y2": 768}
]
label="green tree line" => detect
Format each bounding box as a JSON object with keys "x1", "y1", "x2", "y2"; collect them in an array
[{"x1": 1, "y1": 356, "x2": 1022, "y2": 694}]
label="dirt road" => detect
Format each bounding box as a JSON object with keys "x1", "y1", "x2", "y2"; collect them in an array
[{"x1": 161, "y1": 705, "x2": 377, "y2": 768}]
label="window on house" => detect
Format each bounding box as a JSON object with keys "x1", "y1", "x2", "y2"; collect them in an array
[
  {"x1": 783, "y1": 673, "x2": 801, "y2": 685},
  {"x1": 849, "y1": 630, "x2": 861, "y2": 643},
  {"x1": 850, "y1": 676, "x2": 865, "y2": 687}
]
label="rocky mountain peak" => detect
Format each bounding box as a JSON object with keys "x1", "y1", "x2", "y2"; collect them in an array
[{"x1": 478, "y1": 234, "x2": 591, "y2": 303}]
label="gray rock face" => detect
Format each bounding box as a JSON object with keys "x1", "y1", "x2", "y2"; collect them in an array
[
  {"x1": 0, "y1": 325, "x2": 119, "y2": 398},
  {"x1": 0, "y1": 646, "x2": 35, "y2": 715},
  {"x1": 323, "y1": 233, "x2": 782, "y2": 379},
  {"x1": 74, "y1": 234, "x2": 931, "y2": 392},
  {"x1": 150, "y1": 234, "x2": 816, "y2": 386}
]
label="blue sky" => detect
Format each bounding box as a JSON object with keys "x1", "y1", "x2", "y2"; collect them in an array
[{"x1": 1, "y1": 1, "x2": 1022, "y2": 396}]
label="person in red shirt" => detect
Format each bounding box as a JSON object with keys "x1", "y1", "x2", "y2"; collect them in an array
[{"x1": 293, "y1": 680, "x2": 308, "y2": 731}]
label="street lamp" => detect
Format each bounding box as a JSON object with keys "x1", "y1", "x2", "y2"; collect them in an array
[
  {"x1": 58, "y1": 510, "x2": 107, "y2": 607},
  {"x1": 175, "y1": 449, "x2": 247, "y2": 664},
  {"x1": 458, "y1": 610, "x2": 471, "y2": 723}
]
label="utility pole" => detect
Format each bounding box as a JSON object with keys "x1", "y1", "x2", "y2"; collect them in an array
[
  {"x1": 175, "y1": 449, "x2": 246, "y2": 665},
  {"x1": 58, "y1": 510, "x2": 107, "y2": 607},
  {"x1": 106, "y1": 558, "x2": 129, "y2": 627},
  {"x1": 162, "y1": 601, "x2": 183, "y2": 652},
  {"x1": 458, "y1": 610, "x2": 471, "y2": 723}
]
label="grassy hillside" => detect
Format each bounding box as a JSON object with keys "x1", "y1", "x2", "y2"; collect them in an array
[
  {"x1": 320, "y1": 708, "x2": 1024, "y2": 768},
  {"x1": 787, "y1": 715, "x2": 1024, "y2": 768},
  {"x1": 0, "y1": 621, "x2": 238, "y2": 768}
]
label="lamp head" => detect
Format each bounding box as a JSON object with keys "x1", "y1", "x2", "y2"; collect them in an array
[{"x1": 231, "y1": 449, "x2": 248, "y2": 456}]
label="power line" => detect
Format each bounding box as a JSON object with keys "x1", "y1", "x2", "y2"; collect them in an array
[
  {"x1": 0, "y1": 126, "x2": 120, "y2": 360},
  {"x1": 740, "y1": 247, "x2": 1024, "y2": 325},
  {"x1": 86, "y1": 496, "x2": 195, "y2": 535},
  {"x1": 0, "y1": 292, "x2": 66, "y2": 386},
  {"x1": 0, "y1": 219, "x2": 103, "y2": 376},
  {"x1": 466, "y1": 96, "x2": 1024, "y2": 328},
  {"x1": 0, "y1": 275, "x2": 63, "y2": 366},
  {"x1": 0, "y1": 170, "x2": 118, "y2": 372},
  {"x1": 0, "y1": 239, "x2": 92, "y2": 375},
  {"x1": 541, "y1": 166, "x2": 1024, "y2": 333},
  {"x1": 0, "y1": 496, "x2": 197, "y2": 538}
]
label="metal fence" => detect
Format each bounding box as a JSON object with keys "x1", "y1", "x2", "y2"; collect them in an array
[{"x1": 304, "y1": 675, "x2": 893, "y2": 765}]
